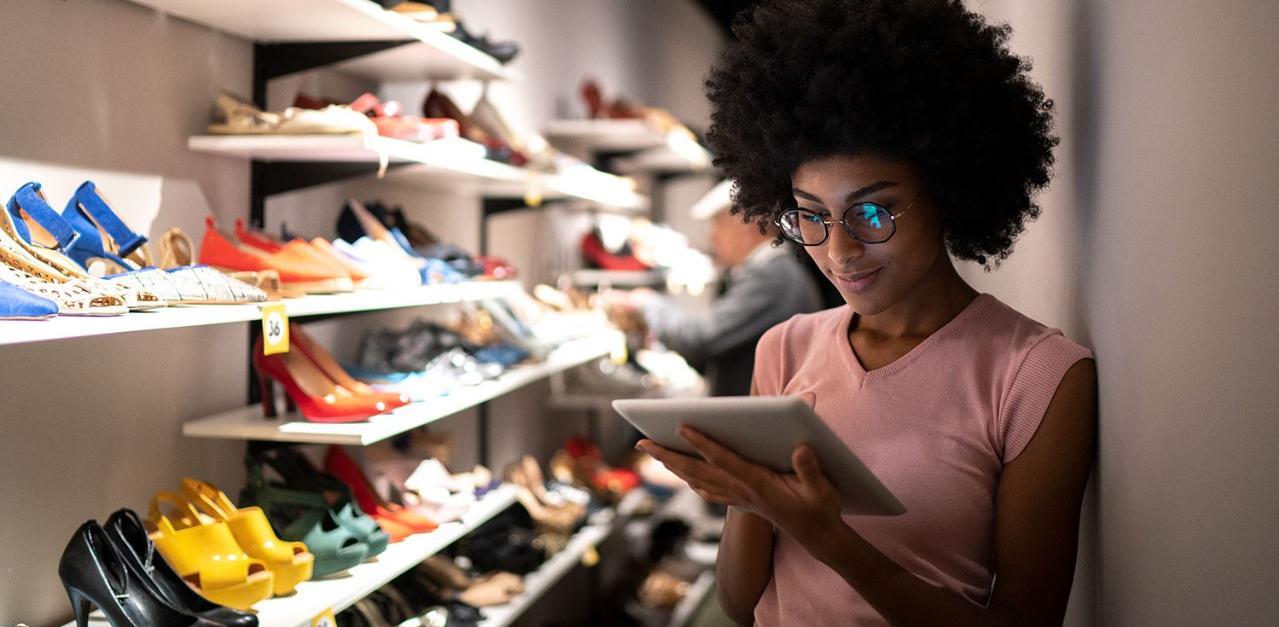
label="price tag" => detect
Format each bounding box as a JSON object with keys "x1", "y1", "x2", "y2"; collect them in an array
[
  {"x1": 260, "y1": 303, "x2": 289, "y2": 355},
  {"x1": 311, "y1": 609, "x2": 337, "y2": 627}
]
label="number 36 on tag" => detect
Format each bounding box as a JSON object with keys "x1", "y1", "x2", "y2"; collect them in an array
[{"x1": 260, "y1": 303, "x2": 289, "y2": 355}]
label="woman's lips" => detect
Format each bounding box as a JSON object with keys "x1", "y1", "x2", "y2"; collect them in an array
[{"x1": 833, "y1": 268, "x2": 882, "y2": 294}]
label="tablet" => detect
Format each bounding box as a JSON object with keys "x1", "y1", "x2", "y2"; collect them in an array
[{"x1": 613, "y1": 396, "x2": 905, "y2": 516}]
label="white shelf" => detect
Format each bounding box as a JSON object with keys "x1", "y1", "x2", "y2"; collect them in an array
[
  {"x1": 182, "y1": 332, "x2": 623, "y2": 445},
  {"x1": 612, "y1": 145, "x2": 714, "y2": 175},
  {"x1": 187, "y1": 135, "x2": 648, "y2": 211},
  {"x1": 544, "y1": 120, "x2": 713, "y2": 174},
  {"x1": 125, "y1": 0, "x2": 511, "y2": 82},
  {"x1": 670, "y1": 571, "x2": 717, "y2": 627},
  {"x1": 476, "y1": 516, "x2": 616, "y2": 627},
  {"x1": 566, "y1": 269, "x2": 662, "y2": 287},
  {"x1": 544, "y1": 119, "x2": 668, "y2": 152},
  {"x1": 65, "y1": 485, "x2": 519, "y2": 627},
  {"x1": 0, "y1": 281, "x2": 522, "y2": 347}
]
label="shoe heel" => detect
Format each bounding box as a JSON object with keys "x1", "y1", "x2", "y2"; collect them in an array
[
  {"x1": 259, "y1": 374, "x2": 278, "y2": 419},
  {"x1": 284, "y1": 391, "x2": 298, "y2": 413},
  {"x1": 66, "y1": 587, "x2": 92, "y2": 627}
]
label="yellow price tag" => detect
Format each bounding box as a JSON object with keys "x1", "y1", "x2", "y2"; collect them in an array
[
  {"x1": 261, "y1": 303, "x2": 289, "y2": 355},
  {"x1": 311, "y1": 609, "x2": 337, "y2": 627}
]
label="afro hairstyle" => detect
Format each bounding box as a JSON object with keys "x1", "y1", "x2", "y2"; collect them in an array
[{"x1": 705, "y1": 0, "x2": 1058, "y2": 267}]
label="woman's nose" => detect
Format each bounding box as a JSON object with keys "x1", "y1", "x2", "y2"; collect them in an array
[{"x1": 825, "y1": 223, "x2": 866, "y2": 267}]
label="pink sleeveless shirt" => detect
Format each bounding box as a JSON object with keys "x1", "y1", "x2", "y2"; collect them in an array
[{"x1": 751, "y1": 294, "x2": 1093, "y2": 626}]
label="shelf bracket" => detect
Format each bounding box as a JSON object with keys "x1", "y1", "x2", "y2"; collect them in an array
[{"x1": 252, "y1": 40, "x2": 414, "y2": 107}]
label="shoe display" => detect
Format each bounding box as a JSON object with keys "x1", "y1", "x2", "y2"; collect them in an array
[
  {"x1": 178, "y1": 477, "x2": 315, "y2": 596},
  {"x1": 0, "y1": 212, "x2": 129, "y2": 316},
  {"x1": 103, "y1": 509, "x2": 259, "y2": 627},
  {"x1": 59, "y1": 520, "x2": 217, "y2": 627},
  {"x1": 253, "y1": 334, "x2": 395, "y2": 423},
  {"x1": 326, "y1": 445, "x2": 440, "y2": 537},
  {"x1": 239, "y1": 459, "x2": 372, "y2": 578},
  {"x1": 146, "y1": 493, "x2": 275, "y2": 611},
  {"x1": 247, "y1": 446, "x2": 392, "y2": 555},
  {"x1": 6, "y1": 183, "x2": 165, "y2": 311},
  {"x1": 208, "y1": 92, "x2": 377, "y2": 136},
  {"x1": 199, "y1": 217, "x2": 354, "y2": 294}
]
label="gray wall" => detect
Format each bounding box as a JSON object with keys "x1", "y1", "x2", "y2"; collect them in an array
[{"x1": 964, "y1": 1, "x2": 1279, "y2": 625}]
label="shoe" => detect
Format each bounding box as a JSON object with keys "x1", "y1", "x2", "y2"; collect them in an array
[
  {"x1": 0, "y1": 215, "x2": 128, "y2": 316},
  {"x1": 290, "y1": 322, "x2": 411, "y2": 411},
  {"x1": 332, "y1": 237, "x2": 422, "y2": 289},
  {"x1": 308, "y1": 237, "x2": 371, "y2": 286},
  {"x1": 253, "y1": 335, "x2": 393, "y2": 423},
  {"x1": 6, "y1": 183, "x2": 165, "y2": 311},
  {"x1": 178, "y1": 478, "x2": 315, "y2": 596},
  {"x1": 59, "y1": 520, "x2": 218, "y2": 627},
  {"x1": 240, "y1": 455, "x2": 373, "y2": 577},
  {"x1": 199, "y1": 217, "x2": 354, "y2": 294},
  {"x1": 233, "y1": 219, "x2": 355, "y2": 286},
  {"x1": 103, "y1": 509, "x2": 259, "y2": 627},
  {"x1": 147, "y1": 493, "x2": 274, "y2": 610},
  {"x1": 0, "y1": 279, "x2": 58, "y2": 319},
  {"x1": 249, "y1": 445, "x2": 394, "y2": 554},
  {"x1": 325, "y1": 445, "x2": 439, "y2": 537},
  {"x1": 57, "y1": 181, "x2": 264, "y2": 304},
  {"x1": 208, "y1": 92, "x2": 376, "y2": 136}
]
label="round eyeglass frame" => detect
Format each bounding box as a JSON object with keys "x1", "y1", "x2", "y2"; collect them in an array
[{"x1": 775, "y1": 194, "x2": 920, "y2": 246}]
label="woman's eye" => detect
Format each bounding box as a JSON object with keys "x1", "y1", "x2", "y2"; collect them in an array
[{"x1": 803, "y1": 214, "x2": 824, "y2": 224}]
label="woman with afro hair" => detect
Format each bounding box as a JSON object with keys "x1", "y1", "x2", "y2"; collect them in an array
[{"x1": 637, "y1": 0, "x2": 1098, "y2": 624}]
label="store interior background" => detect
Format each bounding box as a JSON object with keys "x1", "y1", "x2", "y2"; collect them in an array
[{"x1": 1, "y1": 0, "x2": 1277, "y2": 625}]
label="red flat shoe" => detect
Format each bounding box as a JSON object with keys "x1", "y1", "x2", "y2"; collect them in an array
[
  {"x1": 324, "y1": 446, "x2": 438, "y2": 535},
  {"x1": 252, "y1": 337, "x2": 390, "y2": 423}
]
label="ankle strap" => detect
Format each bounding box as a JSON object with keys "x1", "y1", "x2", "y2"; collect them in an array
[
  {"x1": 8, "y1": 182, "x2": 80, "y2": 250},
  {"x1": 71, "y1": 181, "x2": 147, "y2": 257}
]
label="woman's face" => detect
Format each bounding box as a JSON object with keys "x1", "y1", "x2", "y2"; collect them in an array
[{"x1": 790, "y1": 154, "x2": 947, "y2": 315}]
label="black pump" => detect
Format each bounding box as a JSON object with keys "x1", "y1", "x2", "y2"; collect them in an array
[
  {"x1": 58, "y1": 519, "x2": 215, "y2": 627},
  {"x1": 103, "y1": 509, "x2": 259, "y2": 627}
]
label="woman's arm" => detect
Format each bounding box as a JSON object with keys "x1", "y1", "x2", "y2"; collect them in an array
[
  {"x1": 715, "y1": 508, "x2": 776, "y2": 625},
  {"x1": 642, "y1": 359, "x2": 1097, "y2": 626}
]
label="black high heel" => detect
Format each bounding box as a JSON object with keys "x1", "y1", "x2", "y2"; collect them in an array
[
  {"x1": 103, "y1": 509, "x2": 259, "y2": 627},
  {"x1": 58, "y1": 520, "x2": 214, "y2": 627}
]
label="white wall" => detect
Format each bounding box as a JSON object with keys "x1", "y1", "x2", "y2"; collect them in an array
[{"x1": 962, "y1": 1, "x2": 1279, "y2": 625}]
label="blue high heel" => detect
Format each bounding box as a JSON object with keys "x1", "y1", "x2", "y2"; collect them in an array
[
  {"x1": 7, "y1": 183, "x2": 166, "y2": 310},
  {"x1": 60, "y1": 181, "x2": 151, "y2": 272},
  {"x1": 0, "y1": 279, "x2": 59, "y2": 320}
]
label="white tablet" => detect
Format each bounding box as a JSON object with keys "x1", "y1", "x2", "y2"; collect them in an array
[{"x1": 613, "y1": 396, "x2": 905, "y2": 516}]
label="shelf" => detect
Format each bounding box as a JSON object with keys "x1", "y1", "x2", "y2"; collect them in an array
[
  {"x1": 182, "y1": 332, "x2": 622, "y2": 445},
  {"x1": 126, "y1": 0, "x2": 511, "y2": 82},
  {"x1": 669, "y1": 571, "x2": 717, "y2": 627},
  {"x1": 544, "y1": 120, "x2": 713, "y2": 173},
  {"x1": 566, "y1": 269, "x2": 663, "y2": 288},
  {"x1": 544, "y1": 119, "x2": 668, "y2": 152},
  {"x1": 475, "y1": 514, "x2": 616, "y2": 627},
  {"x1": 64, "y1": 485, "x2": 519, "y2": 627},
  {"x1": 0, "y1": 281, "x2": 522, "y2": 347},
  {"x1": 187, "y1": 135, "x2": 648, "y2": 210}
]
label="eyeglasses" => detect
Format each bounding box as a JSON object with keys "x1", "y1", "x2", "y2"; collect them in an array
[{"x1": 775, "y1": 194, "x2": 919, "y2": 246}]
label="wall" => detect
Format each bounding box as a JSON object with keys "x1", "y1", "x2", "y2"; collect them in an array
[{"x1": 961, "y1": 1, "x2": 1279, "y2": 625}]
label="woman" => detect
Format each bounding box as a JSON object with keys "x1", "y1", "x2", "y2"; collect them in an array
[{"x1": 637, "y1": 1, "x2": 1098, "y2": 625}]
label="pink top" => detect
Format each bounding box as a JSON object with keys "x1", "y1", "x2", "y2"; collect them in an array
[{"x1": 751, "y1": 294, "x2": 1093, "y2": 626}]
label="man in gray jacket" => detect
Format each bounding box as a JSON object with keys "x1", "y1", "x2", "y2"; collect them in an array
[{"x1": 617, "y1": 180, "x2": 824, "y2": 396}]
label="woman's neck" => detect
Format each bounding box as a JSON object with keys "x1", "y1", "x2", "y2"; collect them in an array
[{"x1": 853, "y1": 252, "x2": 978, "y2": 339}]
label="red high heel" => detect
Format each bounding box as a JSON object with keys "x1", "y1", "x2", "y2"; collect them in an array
[
  {"x1": 289, "y1": 323, "x2": 410, "y2": 413},
  {"x1": 324, "y1": 446, "x2": 438, "y2": 535},
  {"x1": 252, "y1": 337, "x2": 390, "y2": 423}
]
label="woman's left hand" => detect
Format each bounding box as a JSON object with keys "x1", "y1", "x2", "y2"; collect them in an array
[{"x1": 637, "y1": 427, "x2": 844, "y2": 538}]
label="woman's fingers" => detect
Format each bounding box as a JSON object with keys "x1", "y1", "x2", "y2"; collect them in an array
[
  {"x1": 792, "y1": 443, "x2": 831, "y2": 491},
  {"x1": 678, "y1": 426, "x2": 754, "y2": 476}
]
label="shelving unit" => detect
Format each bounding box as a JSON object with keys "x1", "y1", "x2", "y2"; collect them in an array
[
  {"x1": 475, "y1": 514, "x2": 617, "y2": 627},
  {"x1": 0, "y1": 281, "x2": 521, "y2": 347},
  {"x1": 65, "y1": 485, "x2": 520, "y2": 627},
  {"x1": 125, "y1": 0, "x2": 512, "y2": 82},
  {"x1": 182, "y1": 332, "x2": 621, "y2": 445},
  {"x1": 567, "y1": 269, "x2": 663, "y2": 288},
  {"x1": 544, "y1": 119, "x2": 713, "y2": 175},
  {"x1": 188, "y1": 135, "x2": 648, "y2": 211}
]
